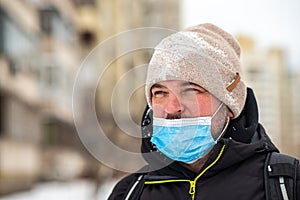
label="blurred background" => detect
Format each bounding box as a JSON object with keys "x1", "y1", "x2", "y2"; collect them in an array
[{"x1": 0, "y1": 0, "x2": 299, "y2": 199}]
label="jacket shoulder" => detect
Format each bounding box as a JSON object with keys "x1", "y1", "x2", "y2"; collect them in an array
[{"x1": 108, "y1": 173, "x2": 137, "y2": 200}]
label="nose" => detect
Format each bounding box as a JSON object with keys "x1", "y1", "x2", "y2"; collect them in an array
[{"x1": 164, "y1": 93, "x2": 184, "y2": 115}]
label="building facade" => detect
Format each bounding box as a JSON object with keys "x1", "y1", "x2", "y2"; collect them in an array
[
  {"x1": 0, "y1": 0, "x2": 180, "y2": 194},
  {"x1": 0, "y1": 0, "x2": 86, "y2": 194},
  {"x1": 238, "y1": 35, "x2": 299, "y2": 158}
]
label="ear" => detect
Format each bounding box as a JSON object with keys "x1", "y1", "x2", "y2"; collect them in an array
[{"x1": 227, "y1": 109, "x2": 234, "y2": 118}]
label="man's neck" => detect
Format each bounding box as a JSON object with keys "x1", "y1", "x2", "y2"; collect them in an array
[{"x1": 179, "y1": 148, "x2": 214, "y2": 173}]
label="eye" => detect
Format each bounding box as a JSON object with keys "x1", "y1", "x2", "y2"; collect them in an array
[
  {"x1": 184, "y1": 87, "x2": 206, "y2": 94},
  {"x1": 152, "y1": 90, "x2": 168, "y2": 98},
  {"x1": 185, "y1": 88, "x2": 199, "y2": 92}
]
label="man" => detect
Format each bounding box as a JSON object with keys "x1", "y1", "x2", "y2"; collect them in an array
[{"x1": 108, "y1": 23, "x2": 300, "y2": 199}]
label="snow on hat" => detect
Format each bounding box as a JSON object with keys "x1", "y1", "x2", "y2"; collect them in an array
[{"x1": 145, "y1": 23, "x2": 247, "y2": 118}]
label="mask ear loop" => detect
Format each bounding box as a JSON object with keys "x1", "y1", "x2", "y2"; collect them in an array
[
  {"x1": 211, "y1": 102, "x2": 224, "y2": 119},
  {"x1": 216, "y1": 116, "x2": 230, "y2": 142},
  {"x1": 211, "y1": 103, "x2": 230, "y2": 142}
]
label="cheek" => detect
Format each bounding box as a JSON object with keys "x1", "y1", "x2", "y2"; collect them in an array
[
  {"x1": 152, "y1": 103, "x2": 165, "y2": 117},
  {"x1": 186, "y1": 101, "x2": 201, "y2": 115},
  {"x1": 193, "y1": 96, "x2": 212, "y2": 116}
]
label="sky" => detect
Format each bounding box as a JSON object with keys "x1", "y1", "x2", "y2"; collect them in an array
[{"x1": 180, "y1": 0, "x2": 300, "y2": 71}]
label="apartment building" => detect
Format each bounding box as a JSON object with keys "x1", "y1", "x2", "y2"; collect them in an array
[
  {"x1": 238, "y1": 35, "x2": 299, "y2": 158},
  {"x1": 0, "y1": 0, "x2": 85, "y2": 194},
  {"x1": 0, "y1": 0, "x2": 181, "y2": 194},
  {"x1": 290, "y1": 71, "x2": 300, "y2": 158}
]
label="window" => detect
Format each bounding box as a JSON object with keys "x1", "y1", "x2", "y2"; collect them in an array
[
  {"x1": 40, "y1": 8, "x2": 56, "y2": 35},
  {"x1": 44, "y1": 65, "x2": 59, "y2": 88},
  {"x1": 72, "y1": 0, "x2": 96, "y2": 6},
  {"x1": 39, "y1": 8, "x2": 74, "y2": 44},
  {"x1": 42, "y1": 120, "x2": 58, "y2": 146},
  {"x1": 0, "y1": 92, "x2": 5, "y2": 136},
  {"x1": 0, "y1": 8, "x2": 37, "y2": 75},
  {"x1": 0, "y1": 8, "x2": 4, "y2": 54}
]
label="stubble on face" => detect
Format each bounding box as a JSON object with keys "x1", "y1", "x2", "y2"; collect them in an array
[{"x1": 210, "y1": 104, "x2": 230, "y2": 140}]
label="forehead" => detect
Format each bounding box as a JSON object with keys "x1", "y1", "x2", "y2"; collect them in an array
[{"x1": 151, "y1": 80, "x2": 205, "y2": 89}]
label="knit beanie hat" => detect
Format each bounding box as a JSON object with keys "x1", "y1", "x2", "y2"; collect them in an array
[{"x1": 145, "y1": 23, "x2": 247, "y2": 118}]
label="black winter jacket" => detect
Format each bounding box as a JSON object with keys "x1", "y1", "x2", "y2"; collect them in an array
[{"x1": 108, "y1": 88, "x2": 300, "y2": 200}]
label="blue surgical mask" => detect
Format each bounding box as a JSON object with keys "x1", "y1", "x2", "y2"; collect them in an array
[{"x1": 151, "y1": 103, "x2": 225, "y2": 164}]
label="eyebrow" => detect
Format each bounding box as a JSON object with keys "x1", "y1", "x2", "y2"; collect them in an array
[
  {"x1": 180, "y1": 82, "x2": 201, "y2": 88},
  {"x1": 151, "y1": 83, "x2": 167, "y2": 89},
  {"x1": 151, "y1": 82, "x2": 204, "y2": 89}
]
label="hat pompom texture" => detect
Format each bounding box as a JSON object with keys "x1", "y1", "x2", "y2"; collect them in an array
[{"x1": 145, "y1": 23, "x2": 247, "y2": 118}]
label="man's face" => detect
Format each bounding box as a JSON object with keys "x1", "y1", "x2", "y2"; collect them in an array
[
  {"x1": 150, "y1": 80, "x2": 233, "y2": 138},
  {"x1": 151, "y1": 80, "x2": 221, "y2": 119}
]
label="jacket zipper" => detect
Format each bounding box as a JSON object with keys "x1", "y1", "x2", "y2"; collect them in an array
[{"x1": 144, "y1": 145, "x2": 226, "y2": 200}]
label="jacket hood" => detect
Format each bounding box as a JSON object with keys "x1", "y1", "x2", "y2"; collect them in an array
[{"x1": 140, "y1": 88, "x2": 278, "y2": 177}]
